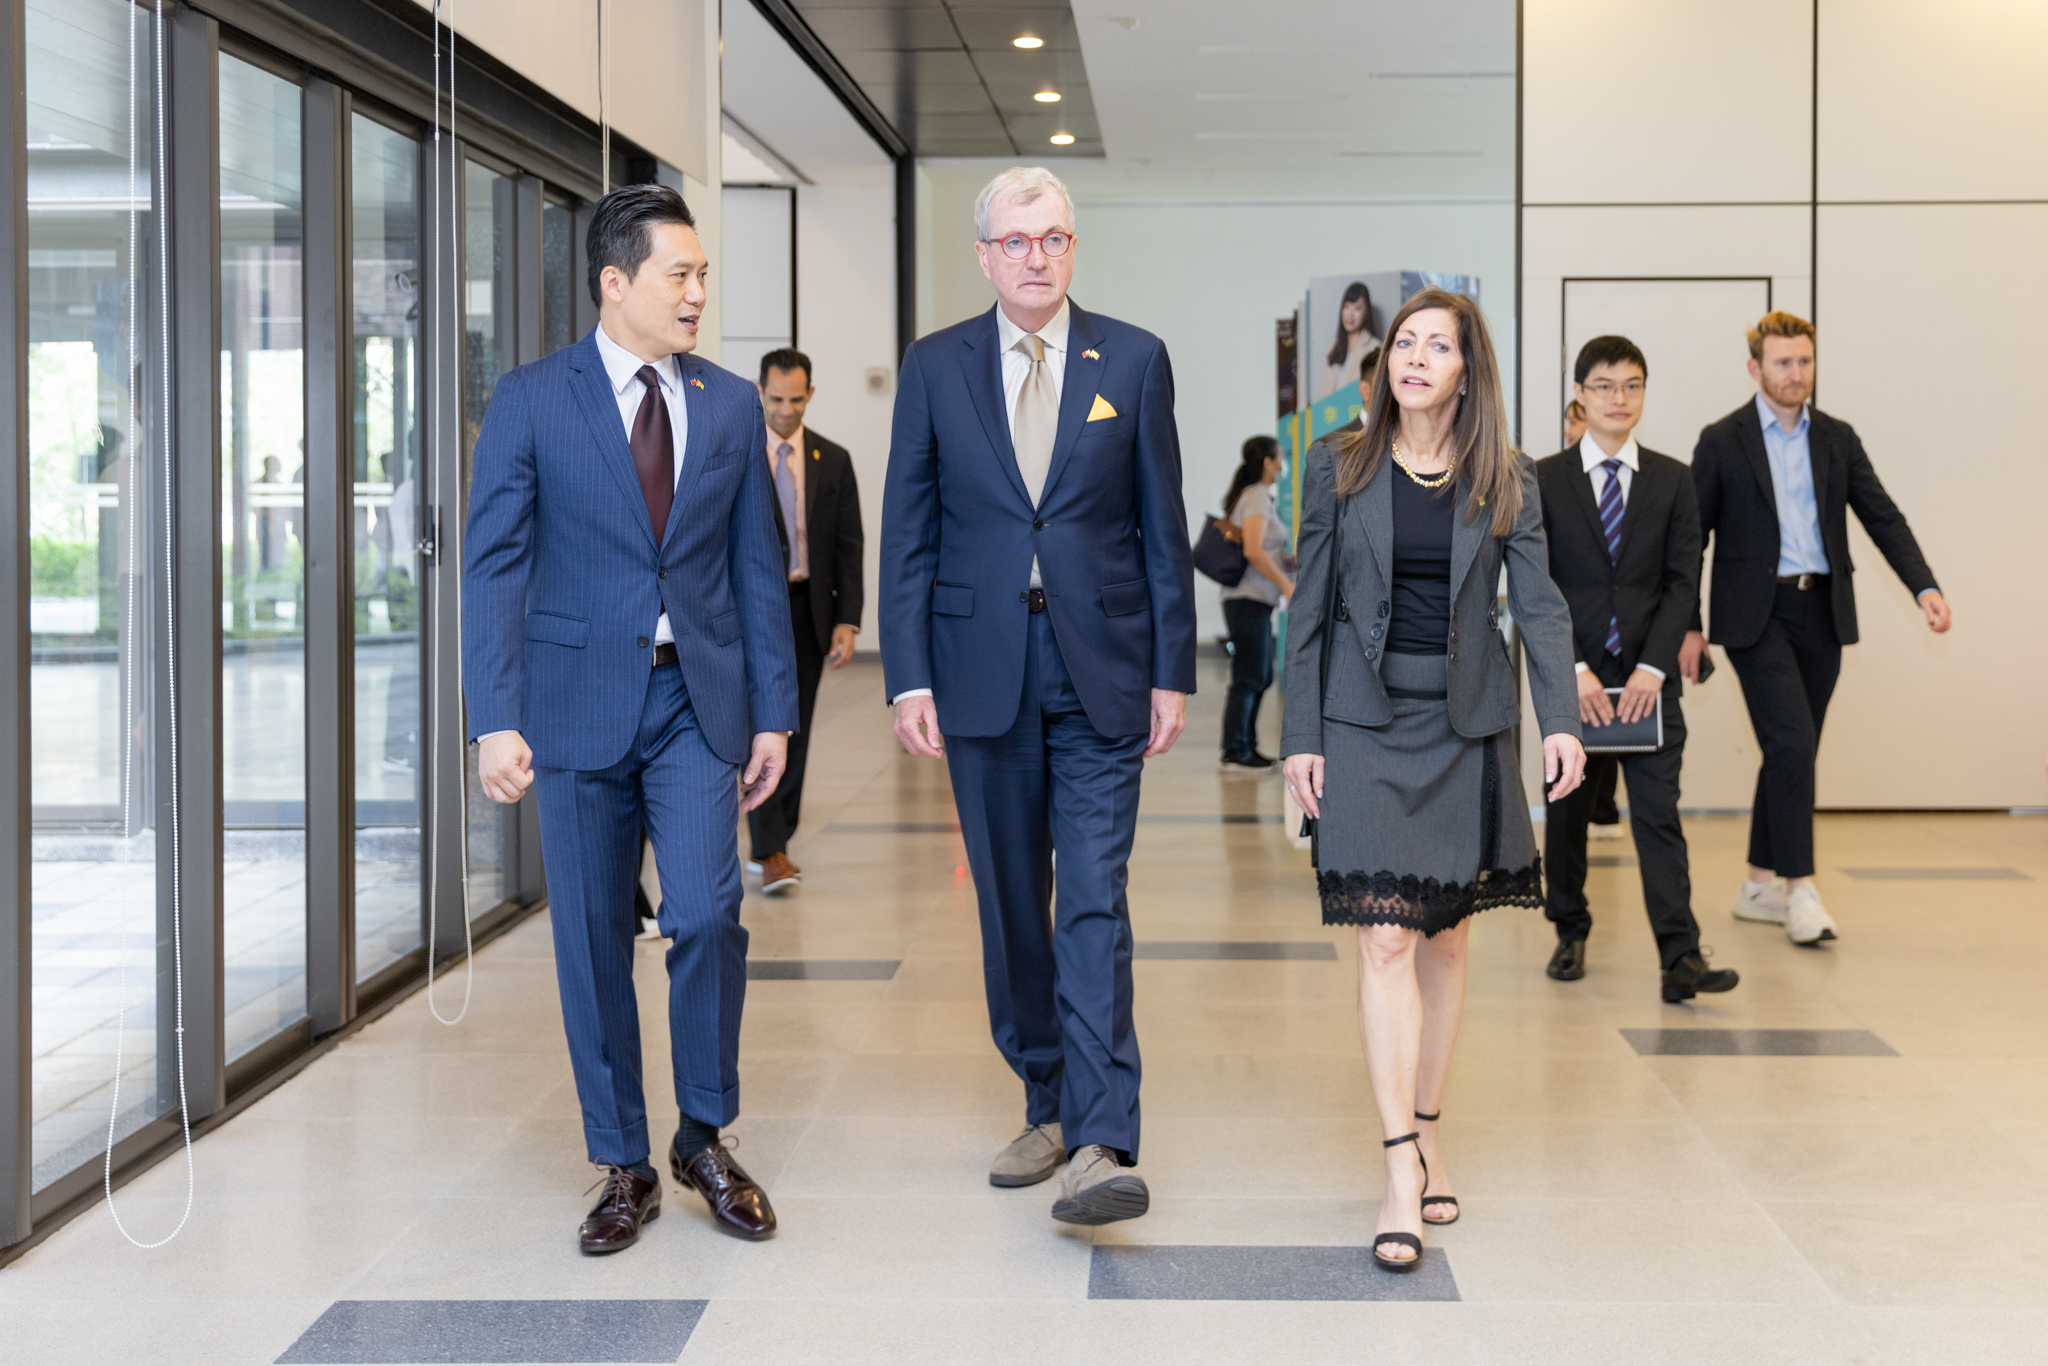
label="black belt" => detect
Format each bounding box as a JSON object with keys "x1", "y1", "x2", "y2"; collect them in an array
[
  {"x1": 1777, "y1": 573, "x2": 1829, "y2": 591},
  {"x1": 1020, "y1": 587, "x2": 1047, "y2": 614},
  {"x1": 652, "y1": 641, "x2": 678, "y2": 667}
]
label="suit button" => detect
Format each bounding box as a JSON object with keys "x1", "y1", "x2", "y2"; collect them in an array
[
  {"x1": 1034, "y1": 521, "x2": 1047, "y2": 529},
  {"x1": 1365, "y1": 646, "x2": 1379, "y2": 660},
  {"x1": 636, "y1": 635, "x2": 649, "y2": 648},
  {"x1": 658, "y1": 567, "x2": 667, "y2": 579},
  {"x1": 1377, "y1": 601, "x2": 1390, "y2": 618},
  {"x1": 1449, "y1": 652, "x2": 1457, "y2": 662},
  {"x1": 1370, "y1": 624, "x2": 1384, "y2": 639}
]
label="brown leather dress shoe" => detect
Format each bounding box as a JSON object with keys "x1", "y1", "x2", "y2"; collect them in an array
[
  {"x1": 578, "y1": 1164, "x2": 661, "y2": 1255},
  {"x1": 757, "y1": 852, "x2": 801, "y2": 894},
  {"x1": 671, "y1": 1137, "x2": 777, "y2": 1240}
]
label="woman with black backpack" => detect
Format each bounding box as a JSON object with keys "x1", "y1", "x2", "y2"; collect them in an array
[{"x1": 1217, "y1": 435, "x2": 1295, "y2": 769}]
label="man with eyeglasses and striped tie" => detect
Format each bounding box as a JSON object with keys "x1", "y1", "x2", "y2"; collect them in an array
[
  {"x1": 880, "y1": 166, "x2": 1196, "y2": 1227},
  {"x1": 1534, "y1": 335, "x2": 1739, "y2": 1003}
]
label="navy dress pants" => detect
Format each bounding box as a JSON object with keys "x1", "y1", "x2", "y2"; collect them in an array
[
  {"x1": 533, "y1": 662, "x2": 748, "y2": 1166},
  {"x1": 945, "y1": 611, "x2": 1149, "y2": 1160}
]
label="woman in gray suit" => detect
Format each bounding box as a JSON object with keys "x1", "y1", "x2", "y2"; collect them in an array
[{"x1": 1281, "y1": 290, "x2": 1585, "y2": 1272}]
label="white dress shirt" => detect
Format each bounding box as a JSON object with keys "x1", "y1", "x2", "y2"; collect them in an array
[
  {"x1": 593, "y1": 322, "x2": 688, "y2": 645},
  {"x1": 894, "y1": 300, "x2": 1071, "y2": 706},
  {"x1": 768, "y1": 420, "x2": 808, "y2": 582},
  {"x1": 1573, "y1": 433, "x2": 1662, "y2": 681}
]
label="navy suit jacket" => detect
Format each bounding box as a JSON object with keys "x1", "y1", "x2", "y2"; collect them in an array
[
  {"x1": 880, "y1": 301, "x2": 1197, "y2": 739},
  {"x1": 462, "y1": 330, "x2": 799, "y2": 770}
]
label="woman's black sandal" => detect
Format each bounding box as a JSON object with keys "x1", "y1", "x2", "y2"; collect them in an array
[
  {"x1": 1414, "y1": 1110, "x2": 1459, "y2": 1226},
  {"x1": 1373, "y1": 1132, "x2": 1426, "y2": 1272}
]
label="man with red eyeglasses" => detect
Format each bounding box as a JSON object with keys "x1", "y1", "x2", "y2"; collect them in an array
[{"x1": 880, "y1": 166, "x2": 1195, "y2": 1227}]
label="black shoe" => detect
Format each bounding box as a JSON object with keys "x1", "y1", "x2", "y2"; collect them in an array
[
  {"x1": 578, "y1": 1164, "x2": 661, "y2": 1255},
  {"x1": 1218, "y1": 751, "x2": 1274, "y2": 772},
  {"x1": 1662, "y1": 949, "x2": 1739, "y2": 1003},
  {"x1": 1546, "y1": 938, "x2": 1587, "y2": 981},
  {"x1": 1372, "y1": 1133, "x2": 1426, "y2": 1272}
]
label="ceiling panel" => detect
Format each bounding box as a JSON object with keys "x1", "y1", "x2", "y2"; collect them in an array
[{"x1": 786, "y1": 0, "x2": 1099, "y2": 157}]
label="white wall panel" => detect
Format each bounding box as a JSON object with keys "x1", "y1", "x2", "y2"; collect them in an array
[
  {"x1": 413, "y1": 0, "x2": 599, "y2": 120},
  {"x1": 1520, "y1": 204, "x2": 1810, "y2": 462},
  {"x1": 1818, "y1": 0, "x2": 2048, "y2": 203},
  {"x1": 1524, "y1": 0, "x2": 1811, "y2": 205},
  {"x1": 1812, "y1": 204, "x2": 2048, "y2": 808},
  {"x1": 792, "y1": 175, "x2": 899, "y2": 650}
]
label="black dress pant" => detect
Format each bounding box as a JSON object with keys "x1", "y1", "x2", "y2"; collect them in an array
[
  {"x1": 1220, "y1": 596, "x2": 1275, "y2": 756},
  {"x1": 1724, "y1": 583, "x2": 1842, "y2": 880},
  {"x1": 746, "y1": 584, "x2": 826, "y2": 860},
  {"x1": 1545, "y1": 656, "x2": 1701, "y2": 969}
]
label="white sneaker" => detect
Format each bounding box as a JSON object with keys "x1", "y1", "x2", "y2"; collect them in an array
[
  {"x1": 1588, "y1": 820, "x2": 1626, "y2": 841},
  {"x1": 1785, "y1": 884, "x2": 1838, "y2": 945},
  {"x1": 1733, "y1": 877, "x2": 1789, "y2": 926}
]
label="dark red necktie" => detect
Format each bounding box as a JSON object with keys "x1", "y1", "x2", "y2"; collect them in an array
[{"x1": 630, "y1": 364, "x2": 674, "y2": 545}]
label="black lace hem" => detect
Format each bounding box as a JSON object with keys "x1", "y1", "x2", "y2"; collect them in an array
[{"x1": 1318, "y1": 857, "x2": 1544, "y2": 936}]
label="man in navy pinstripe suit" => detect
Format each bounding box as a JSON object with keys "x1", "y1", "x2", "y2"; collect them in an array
[
  {"x1": 881, "y1": 167, "x2": 1197, "y2": 1226},
  {"x1": 464, "y1": 186, "x2": 798, "y2": 1253}
]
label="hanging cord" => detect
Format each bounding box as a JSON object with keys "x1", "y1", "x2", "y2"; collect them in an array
[
  {"x1": 425, "y1": 0, "x2": 474, "y2": 1026},
  {"x1": 104, "y1": 0, "x2": 196, "y2": 1249},
  {"x1": 599, "y1": 0, "x2": 609, "y2": 194}
]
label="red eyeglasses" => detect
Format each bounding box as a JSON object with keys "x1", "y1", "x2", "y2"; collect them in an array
[{"x1": 983, "y1": 231, "x2": 1075, "y2": 260}]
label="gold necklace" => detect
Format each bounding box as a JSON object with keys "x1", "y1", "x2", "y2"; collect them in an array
[{"x1": 1391, "y1": 441, "x2": 1455, "y2": 489}]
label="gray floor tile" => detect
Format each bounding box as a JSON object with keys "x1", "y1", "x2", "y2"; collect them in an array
[
  {"x1": 1136, "y1": 813, "x2": 1282, "y2": 824},
  {"x1": 1621, "y1": 1028, "x2": 1897, "y2": 1056},
  {"x1": 747, "y1": 960, "x2": 901, "y2": 980},
  {"x1": 1134, "y1": 941, "x2": 1338, "y2": 960},
  {"x1": 277, "y1": 1299, "x2": 707, "y2": 1364},
  {"x1": 1089, "y1": 1244, "x2": 1458, "y2": 1301},
  {"x1": 818, "y1": 821, "x2": 959, "y2": 834}
]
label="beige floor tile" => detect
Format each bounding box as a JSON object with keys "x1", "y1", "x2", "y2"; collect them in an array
[
  {"x1": 1695, "y1": 1115, "x2": 2048, "y2": 1203},
  {"x1": 769, "y1": 1115, "x2": 1036, "y2": 1199},
  {"x1": 1857, "y1": 1305, "x2": 2048, "y2": 1366},
  {"x1": 815, "y1": 1052, "x2": 1027, "y2": 1117},
  {"x1": 1646, "y1": 1055, "x2": 1959, "y2": 1125},
  {"x1": 709, "y1": 1196, "x2": 1094, "y2": 1301},
  {"x1": 1439, "y1": 1118, "x2": 1747, "y2": 1201},
  {"x1": 2, "y1": 1298, "x2": 323, "y2": 1366},
  {"x1": 1079, "y1": 1301, "x2": 1481, "y2": 1366},
  {"x1": 1442, "y1": 1198, "x2": 1833, "y2": 1303},
  {"x1": 1136, "y1": 1117, "x2": 1383, "y2": 1198},
  {"x1": 1766, "y1": 1201, "x2": 2048, "y2": 1306},
  {"x1": 682, "y1": 1299, "x2": 1083, "y2": 1366},
  {"x1": 1462, "y1": 1302, "x2": 1873, "y2": 1366}
]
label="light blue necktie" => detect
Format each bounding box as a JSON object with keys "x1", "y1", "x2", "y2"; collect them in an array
[
  {"x1": 774, "y1": 441, "x2": 799, "y2": 577},
  {"x1": 1598, "y1": 458, "x2": 1625, "y2": 658}
]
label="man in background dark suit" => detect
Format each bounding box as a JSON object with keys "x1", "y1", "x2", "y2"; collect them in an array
[
  {"x1": 881, "y1": 166, "x2": 1195, "y2": 1227},
  {"x1": 1681, "y1": 311, "x2": 1950, "y2": 947},
  {"x1": 747, "y1": 348, "x2": 864, "y2": 894},
  {"x1": 1537, "y1": 336, "x2": 1737, "y2": 1003}
]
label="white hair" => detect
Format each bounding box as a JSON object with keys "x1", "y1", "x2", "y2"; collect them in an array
[{"x1": 973, "y1": 166, "x2": 1075, "y2": 241}]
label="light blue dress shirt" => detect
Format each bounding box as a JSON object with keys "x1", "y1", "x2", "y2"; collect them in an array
[{"x1": 1756, "y1": 393, "x2": 1829, "y2": 577}]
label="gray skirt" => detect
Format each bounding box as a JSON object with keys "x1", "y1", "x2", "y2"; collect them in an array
[{"x1": 1313, "y1": 651, "x2": 1542, "y2": 934}]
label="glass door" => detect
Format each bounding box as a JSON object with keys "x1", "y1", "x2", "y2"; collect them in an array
[
  {"x1": 218, "y1": 53, "x2": 308, "y2": 1060},
  {"x1": 349, "y1": 112, "x2": 423, "y2": 982},
  {"x1": 24, "y1": 0, "x2": 171, "y2": 1190}
]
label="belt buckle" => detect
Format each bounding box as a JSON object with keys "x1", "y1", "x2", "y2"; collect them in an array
[{"x1": 1798, "y1": 573, "x2": 1818, "y2": 591}]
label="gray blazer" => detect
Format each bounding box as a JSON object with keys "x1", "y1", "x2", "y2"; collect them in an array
[{"x1": 1280, "y1": 435, "x2": 1582, "y2": 755}]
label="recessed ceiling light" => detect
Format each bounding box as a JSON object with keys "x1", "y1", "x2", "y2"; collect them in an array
[
  {"x1": 1034, "y1": 91, "x2": 1061, "y2": 103},
  {"x1": 1049, "y1": 133, "x2": 1075, "y2": 146},
  {"x1": 1013, "y1": 35, "x2": 1043, "y2": 49}
]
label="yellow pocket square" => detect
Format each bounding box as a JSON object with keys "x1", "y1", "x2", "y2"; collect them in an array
[{"x1": 1086, "y1": 394, "x2": 1118, "y2": 422}]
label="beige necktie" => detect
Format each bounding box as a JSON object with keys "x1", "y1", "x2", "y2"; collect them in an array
[{"x1": 1011, "y1": 334, "x2": 1057, "y2": 506}]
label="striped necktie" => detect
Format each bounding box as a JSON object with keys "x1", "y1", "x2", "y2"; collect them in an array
[{"x1": 1598, "y1": 458, "x2": 1625, "y2": 658}]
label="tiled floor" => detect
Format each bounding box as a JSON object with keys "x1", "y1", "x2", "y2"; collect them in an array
[{"x1": 6, "y1": 654, "x2": 2045, "y2": 1364}]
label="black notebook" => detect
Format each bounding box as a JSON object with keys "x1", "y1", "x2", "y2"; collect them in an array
[{"x1": 1581, "y1": 690, "x2": 1665, "y2": 753}]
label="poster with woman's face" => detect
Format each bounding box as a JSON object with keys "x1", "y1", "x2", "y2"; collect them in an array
[{"x1": 1308, "y1": 272, "x2": 1399, "y2": 405}]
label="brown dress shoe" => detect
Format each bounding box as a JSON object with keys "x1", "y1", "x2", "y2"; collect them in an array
[
  {"x1": 757, "y1": 852, "x2": 801, "y2": 893},
  {"x1": 671, "y1": 1137, "x2": 777, "y2": 1240},
  {"x1": 578, "y1": 1164, "x2": 661, "y2": 1255}
]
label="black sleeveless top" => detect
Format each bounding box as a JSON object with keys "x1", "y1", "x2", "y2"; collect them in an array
[{"x1": 1386, "y1": 467, "x2": 1456, "y2": 655}]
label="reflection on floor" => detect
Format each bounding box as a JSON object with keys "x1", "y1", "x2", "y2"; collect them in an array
[{"x1": 6, "y1": 656, "x2": 2046, "y2": 1364}]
